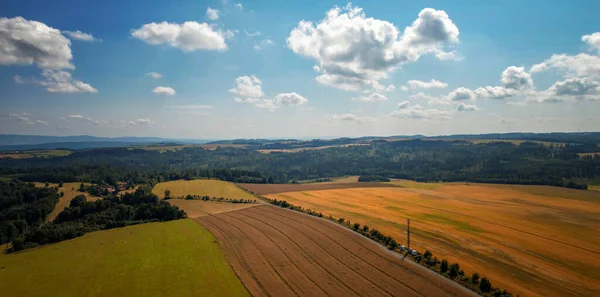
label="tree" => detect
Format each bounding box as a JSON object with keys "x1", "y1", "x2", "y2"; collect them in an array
[
  {"x1": 440, "y1": 259, "x2": 449, "y2": 273},
  {"x1": 70, "y1": 195, "x2": 87, "y2": 208},
  {"x1": 362, "y1": 225, "x2": 369, "y2": 233},
  {"x1": 58, "y1": 181, "x2": 64, "y2": 187},
  {"x1": 471, "y1": 272, "x2": 480, "y2": 285},
  {"x1": 164, "y1": 189, "x2": 171, "y2": 199},
  {"x1": 479, "y1": 277, "x2": 492, "y2": 293},
  {"x1": 449, "y1": 263, "x2": 460, "y2": 278},
  {"x1": 423, "y1": 250, "x2": 432, "y2": 260},
  {"x1": 352, "y1": 223, "x2": 360, "y2": 231}
]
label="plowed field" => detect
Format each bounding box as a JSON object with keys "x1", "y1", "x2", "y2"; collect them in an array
[{"x1": 195, "y1": 205, "x2": 474, "y2": 297}]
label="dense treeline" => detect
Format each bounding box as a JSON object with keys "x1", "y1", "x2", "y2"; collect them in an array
[
  {"x1": 0, "y1": 180, "x2": 59, "y2": 245},
  {"x1": 1, "y1": 139, "x2": 599, "y2": 188},
  {"x1": 10, "y1": 186, "x2": 185, "y2": 252},
  {"x1": 358, "y1": 175, "x2": 391, "y2": 182}
]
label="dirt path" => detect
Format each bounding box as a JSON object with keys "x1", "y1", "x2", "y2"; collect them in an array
[{"x1": 195, "y1": 205, "x2": 477, "y2": 297}]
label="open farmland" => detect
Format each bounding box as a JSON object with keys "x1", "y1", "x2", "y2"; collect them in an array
[
  {"x1": 167, "y1": 199, "x2": 258, "y2": 218},
  {"x1": 196, "y1": 205, "x2": 474, "y2": 297},
  {"x1": 239, "y1": 181, "x2": 398, "y2": 195},
  {"x1": 0, "y1": 149, "x2": 71, "y2": 159},
  {"x1": 257, "y1": 143, "x2": 368, "y2": 154},
  {"x1": 264, "y1": 183, "x2": 600, "y2": 297},
  {"x1": 0, "y1": 219, "x2": 249, "y2": 297},
  {"x1": 153, "y1": 179, "x2": 255, "y2": 200},
  {"x1": 33, "y1": 182, "x2": 101, "y2": 221}
]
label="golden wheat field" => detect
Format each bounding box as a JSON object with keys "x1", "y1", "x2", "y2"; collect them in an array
[
  {"x1": 33, "y1": 182, "x2": 101, "y2": 221},
  {"x1": 152, "y1": 179, "x2": 256, "y2": 200},
  {"x1": 265, "y1": 183, "x2": 600, "y2": 297}
]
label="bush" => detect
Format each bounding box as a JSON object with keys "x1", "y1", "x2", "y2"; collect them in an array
[
  {"x1": 471, "y1": 272, "x2": 480, "y2": 284},
  {"x1": 440, "y1": 259, "x2": 449, "y2": 273},
  {"x1": 480, "y1": 277, "x2": 492, "y2": 293}
]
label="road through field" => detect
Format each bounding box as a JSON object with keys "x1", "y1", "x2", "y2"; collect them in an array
[{"x1": 195, "y1": 205, "x2": 475, "y2": 297}]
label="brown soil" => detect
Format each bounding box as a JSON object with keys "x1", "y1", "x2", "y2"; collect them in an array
[
  {"x1": 167, "y1": 199, "x2": 258, "y2": 218},
  {"x1": 195, "y1": 205, "x2": 474, "y2": 297},
  {"x1": 237, "y1": 182, "x2": 398, "y2": 195}
]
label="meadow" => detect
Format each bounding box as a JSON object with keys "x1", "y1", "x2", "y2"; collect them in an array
[
  {"x1": 33, "y1": 182, "x2": 100, "y2": 221},
  {"x1": 0, "y1": 219, "x2": 249, "y2": 297},
  {"x1": 264, "y1": 183, "x2": 600, "y2": 297},
  {"x1": 153, "y1": 179, "x2": 256, "y2": 200}
]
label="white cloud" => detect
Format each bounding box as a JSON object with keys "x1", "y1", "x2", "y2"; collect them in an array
[
  {"x1": 135, "y1": 118, "x2": 153, "y2": 125},
  {"x1": 501, "y1": 66, "x2": 533, "y2": 90},
  {"x1": 229, "y1": 75, "x2": 264, "y2": 100},
  {"x1": 165, "y1": 105, "x2": 213, "y2": 109},
  {"x1": 131, "y1": 21, "x2": 232, "y2": 52},
  {"x1": 287, "y1": 4, "x2": 460, "y2": 93},
  {"x1": 235, "y1": 3, "x2": 243, "y2": 10},
  {"x1": 353, "y1": 92, "x2": 388, "y2": 102},
  {"x1": 397, "y1": 101, "x2": 410, "y2": 109},
  {"x1": 402, "y1": 79, "x2": 448, "y2": 90},
  {"x1": 273, "y1": 92, "x2": 308, "y2": 105},
  {"x1": 474, "y1": 86, "x2": 516, "y2": 99},
  {"x1": 244, "y1": 30, "x2": 262, "y2": 37},
  {"x1": 526, "y1": 77, "x2": 600, "y2": 103},
  {"x1": 9, "y1": 113, "x2": 40, "y2": 125},
  {"x1": 530, "y1": 53, "x2": 600, "y2": 78},
  {"x1": 35, "y1": 120, "x2": 49, "y2": 126},
  {"x1": 68, "y1": 114, "x2": 107, "y2": 125},
  {"x1": 146, "y1": 72, "x2": 163, "y2": 79},
  {"x1": 253, "y1": 39, "x2": 273, "y2": 50},
  {"x1": 506, "y1": 101, "x2": 527, "y2": 107},
  {"x1": 152, "y1": 86, "x2": 176, "y2": 95},
  {"x1": 385, "y1": 84, "x2": 396, "y2": 92},
  {"x1": 0, "y1": 16, "x2": 73, "y2": 70},
  {"x1": 254, "y1": 99, "x2": 277, "y2": 111},
  {"x1": 15, "y1": 70, "x2": 97, "y2": 93},
  {"x1": 434, "y1": 49, "x2": 463, "y2": 61},
  {"x1": 329, "y1": 113, "x2": 375, "y2": 124},
  {"x1": 582, "y1": 32, "x2": 600, "y2": 53},
  {"x1": 447, "y1": 87, "x2": 476, "y2": 101},
  {"x1": 206, "y1": 8, "x2": 220, "y2": 20},
  {"x1": 390, "y1": 103, "x2": 448, "y2": 119},
  {"x1": 456, "y1": 102, "x2": 478, "y2": 111},
  {"x1": 62, "y1": 30, "x2": 100, "y2": 42}
]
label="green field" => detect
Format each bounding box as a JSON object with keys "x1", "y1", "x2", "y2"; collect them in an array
[
  {"x1": 0, "y1": 219, "x2": 249, "y2": 297},
  {"x1": 0, "y1": 150, "x2": 71, "y2": 159},
  {"x1": 153, "y1": 179, "x2": 256, "y2": 199}
]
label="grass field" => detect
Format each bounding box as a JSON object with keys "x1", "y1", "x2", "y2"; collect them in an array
[
  {"x1": 0, "y1": 150, "x2": 71, "y2": 159},
  {"x1": 0, "y1": 219, "x2": 249, "y2": 297},
  {"x1": 153, "y1": 179, "x2": 256, "y2": 200},
  {"x1": 265, "y1": 183, "x2": 600, "y2": 297},
  {"x1": 33, "y1": 182, "x2": 100, "y2": 221}
]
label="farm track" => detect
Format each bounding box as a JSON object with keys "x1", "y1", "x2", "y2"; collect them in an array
[{"x1": 195, "y1": 205, "x2": 474, "y2": 297}]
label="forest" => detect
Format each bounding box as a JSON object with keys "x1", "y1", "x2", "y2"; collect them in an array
[{"x1": 0, "y1": 139, "x2": 599, "y2": 189}]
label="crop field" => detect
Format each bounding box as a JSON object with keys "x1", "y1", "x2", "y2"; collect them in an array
[
  {"x1": 201, "y1": 143, "x2": 247, "y2": 150},
  {"x1": 153, "y1": 179, "x2": 256, "y2": 200},
  {"x1": 196, "y1": 205, "x2": 473, "y2": 297},
  {"x1": 264, "y1": 184, "x2": 600, "y2": 297},
  {"x1": 238, "y1": 182, "x2": 398, "y2": 195},
  {"x1": 0, "y1": 219, "x2": 249, "y2": 297},
  {"x1": 257, "y1": 144, "x2": 368, "y2": 154},
  {"x1": 33, "y1": 182, "x2": 100, "y2": 221},
  {"x1": 167, "y1": 199, "x2": 258, "y2": 218},
  {"x1": 0, "y1": 149, "x2": 71, "y2": 159}
]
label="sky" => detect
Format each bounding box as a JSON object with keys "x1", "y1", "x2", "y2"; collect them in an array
[{"x1": 1, "y1": 0, "x2": 600, "y2": 139}]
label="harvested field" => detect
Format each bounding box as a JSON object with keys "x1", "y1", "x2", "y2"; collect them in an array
[
  {"x1": 0, "y1": 219, "x2": 249, "y2": 297},
  {"x1": 202, "y1": 143, "x2": 247, "y2": 150},
  {"x1": 265, "y1": 184, "x2": 600, "y2": 297},
  {"x1": 195, "y1": 205, "x2": 474, "y2": 297},
  {"x1": 33, "y1": 182, "x2": 101, "y2": 221},
  {"x1": 153, "y1": 179, "x2": 255, "y2": 200},
  {"x1": 167, "y1": 199, "x2": 258, "y2": 218},
  {"x1": 238, "y1": 182, "x2": 398, "y2": 195},
  {"x1": 0, "y1": 150, "x2": 71, "y2": 159},
  {"x1": 257, "y1": 144, "x2": 368, "y2": 154}
]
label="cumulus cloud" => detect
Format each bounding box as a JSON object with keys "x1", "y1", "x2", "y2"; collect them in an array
[
  {"x1": 134, "y1": 118, "x2": 153, "y2": 125},
  {"x1": 530, "y1": 53, "x2": 600, "y2": 78},
  {"x1": 474, "y1": 86, "x2": 516, "y2": 99},
  {"x1": 62, "y1": 30, "x2": 100, "y2": 42},
  {"x1": 131, "y1": 21, "x2": 233, "y2": 52},
  {"x1": 386, "y1": 85, "x2": 396, "y2": 92},
  {"x1": 152, "y1": 86, "x2": 176, "y2": 95},
  {"x1": 0, "y1": 17, "x2": 73, "y2": 70},
  {"x1": 286, "y1": 4, "x2": 460, "y2": 93},
  {"x1": 235, "y1": 3, "x2": 243, "y2": 10},
  {"x1": 273, "y1": 93, "x2": 308, "y2": 105},
  {"x1": 456, "y1": 102, "x2": 478, "y2": 111},
  {"x1": 253, "y1": 39, "x2": 273, "y2": 50},
  {"x1": 501, "y1": 66, "x2": 533, "y2": 90},
  {"x1": 68, "y1": 114, "x2": 107, "y2": 125},
  {"x1": 254, "y1": 100, "x2": 278, "y2": 111},
  {"x1": 390, "y1": 103, "x2": 447, "y2": 119},
  {"x1": 397, "y1": 101, "x2": 410, "y2": 109},
  {"x1": 401, "y1": 79, "x2": 448, "y2": 91},
  {"x1": 447, "y1": 87, "x2": 476, "y2": 101},
  {"x1": 353, "y1": 93, "x2": 388, "y2": 102},
  {"x1": 146, "y1": 72, "x2": 163, "y2": 79},
  {"x1": 527, "y1": 77, "x2": 600, "y2": 103},
  {"x1": 15, "y1": 70, "x2": 97, "y2": 93},
  {"x1": 582, "y1": 32, "x2": 600, "y2": 53},
  {"x1": 229, "y1": 75, "x2": 264, "y2": 100},
  {"x1": 206, "y1": 8, "x2": 220, "y2": 20},
  {"x1": 329, "y1": 113, "x2": 375, "y2": 124}
]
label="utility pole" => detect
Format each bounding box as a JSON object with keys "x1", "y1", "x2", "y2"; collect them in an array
[{"x1": 407, "y1": 218, "x2": 411, "y2": 250}]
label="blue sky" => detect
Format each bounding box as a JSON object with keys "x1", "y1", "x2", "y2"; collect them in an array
[{"x1": 1, "y1": 0, "x2": 600, "y2": 139}]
